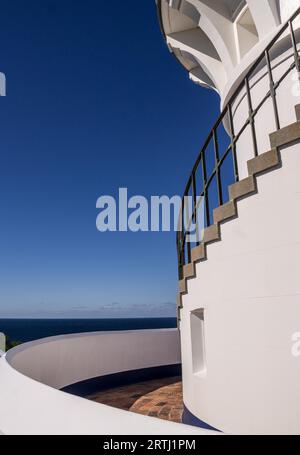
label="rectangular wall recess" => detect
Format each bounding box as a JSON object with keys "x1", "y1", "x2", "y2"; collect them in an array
[{"x1": 190, "y1": 309, "x2": 207, "y2": 376}]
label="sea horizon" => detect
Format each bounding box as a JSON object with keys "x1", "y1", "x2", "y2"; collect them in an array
[
  {"x1": 0, "y1": 317, "x2": 177, "y2": 344},
  {"x1": 0, "y1": 316, "x2": 176, "y2": 320}
]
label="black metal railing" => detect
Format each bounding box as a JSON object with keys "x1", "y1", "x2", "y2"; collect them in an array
[{"x1": 177, "y1": 7, "x2": 300, "y2": 280}]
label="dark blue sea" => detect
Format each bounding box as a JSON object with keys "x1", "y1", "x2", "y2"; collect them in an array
[{"x1": 0, "y1": 318, "x2": 177, "y2": 344}]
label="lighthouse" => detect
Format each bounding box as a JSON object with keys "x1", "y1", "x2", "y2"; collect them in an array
[{"x1": 157, "y1": 0, "x2": 300, "y2": 434}]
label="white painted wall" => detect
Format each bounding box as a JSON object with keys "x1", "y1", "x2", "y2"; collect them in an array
[
  {"x1": 0, "y1": 329, "x2": 218, "y2": 435},
  {"x1": 180, "y1": 137, "x2": 300, "y2": 435}
]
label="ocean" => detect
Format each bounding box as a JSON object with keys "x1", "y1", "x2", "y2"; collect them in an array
[{"x1": 0, "y1": 318, "x2": 177, "y2": 344}]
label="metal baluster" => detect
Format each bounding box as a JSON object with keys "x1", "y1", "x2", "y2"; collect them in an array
[
  {"x1": 227, "y1": 104, "x2": 239, "y2": 182},
  {"x1": 201, "y1": 153, "x2": 210, "y2": 227},
  {"x1": 289, "y1": 20, "x2": 300, "y2": 92},
  {"x1": 245, "y1": 76, "x2": 259, "y2": 157},
  {"x1": 265, "y1": 49, "x2": 280, "y2": 131},
  {"x1": 192, "y1": 172, "x2": 197, "y2": 224},
  {"x1": 213, "y1": 128, "x2": 223, "y2": 206},
  {"x1": 191, "y1": 172, "x2": 200, "y2": 246},
  {"x1": 180, "y1": 199, "x2": 185, "y2": 273},
  {"x1": 177, "y1": 240, "x2": 183, "y2": 280},
  {"x1": 184, "y1": 191, "x2": 192, "y2": 264}
]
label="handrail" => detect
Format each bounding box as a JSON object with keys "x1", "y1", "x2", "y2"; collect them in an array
[{"x1": 169, "y1": 5, "x2": 300, "y2": 279}]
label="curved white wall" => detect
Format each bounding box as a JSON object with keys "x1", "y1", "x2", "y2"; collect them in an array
[
  {"x1": 0, "y1": 329, "x2": 217, "y2": 435},
  {"x1": 6, "y1": 329, "x2": 181, "y2": 389},
  {"x1": 180, "y1": 137, "x2": 300, "y2": 434}
]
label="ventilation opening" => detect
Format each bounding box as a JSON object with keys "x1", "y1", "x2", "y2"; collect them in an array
[
  {"x1": 235, "y1": 6, "x2": 259, "y2": 60},
  {"x1": 191, "y1": 309, "x2": 207, "y2": 376}
]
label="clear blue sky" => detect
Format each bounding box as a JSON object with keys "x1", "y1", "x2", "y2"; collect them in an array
[{"x1": 0, "y1": 0, "x2": 220, "y2": 318}]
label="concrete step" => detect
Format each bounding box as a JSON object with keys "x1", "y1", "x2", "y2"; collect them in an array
[{"x1": 247, "y1": 149, "x2": 280, "y2": 176}]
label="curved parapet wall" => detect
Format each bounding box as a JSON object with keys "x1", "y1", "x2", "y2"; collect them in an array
[
  {"x1": 6, "y1": 329, "x2": 181, "y2": 390},
  {"x1": 0, "y1": 329, "x2": 218, "y2": 435}
]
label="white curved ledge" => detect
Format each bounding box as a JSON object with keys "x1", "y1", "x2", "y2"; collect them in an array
[{"x1": 0, "y1": 329, "x2": 218, "y2": 435}]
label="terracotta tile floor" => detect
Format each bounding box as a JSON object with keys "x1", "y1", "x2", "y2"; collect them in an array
[{"x1": 87, "y1": 376, "x2": 183, "y2": 423}]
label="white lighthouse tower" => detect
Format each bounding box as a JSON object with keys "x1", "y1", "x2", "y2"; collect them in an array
[{"x1": 157, "y1": 0, "x2": 300, "y2": 434}]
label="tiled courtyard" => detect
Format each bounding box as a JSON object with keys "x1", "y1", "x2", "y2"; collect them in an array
[{"x1": 87, "y1": 377, "x2": 183, "y2": 423}]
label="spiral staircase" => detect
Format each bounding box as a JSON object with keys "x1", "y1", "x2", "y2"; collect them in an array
[
  {"x1": 160, "y1": 3, "x2": 300, "y2": 435},
  {"x1": 175, "y1": 6, "x2": 300, "y2": 321}
]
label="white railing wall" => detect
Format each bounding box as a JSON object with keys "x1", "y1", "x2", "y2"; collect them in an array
[{"x1": 0, "y1": 329, "x2": 218, "y2": 435}]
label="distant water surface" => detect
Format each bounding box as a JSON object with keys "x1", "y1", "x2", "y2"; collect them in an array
[{"x1": 0, "y1": 318, "x2": 177, "y2": 343}]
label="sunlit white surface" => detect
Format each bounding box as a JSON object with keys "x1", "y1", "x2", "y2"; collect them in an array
[{"x1": 0, "y1": 329, "x2": 218, "y2": 435}]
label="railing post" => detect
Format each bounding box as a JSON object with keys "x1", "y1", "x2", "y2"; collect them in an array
[
  {"x1": 184, "y1": 193, "x2": 192, "y2": 264},
  {"x1": 245, "y1": 76, "x2": 259, "y2": 157},
  {"x1": 191, "y1": 172, "x2": 201, "y2": 247},
  {"x1": 265, "y1": 49, "x2": 280, "y2": 131},
  {"x1": 179, "y1": 200, "x2": 186, "y2": 276},
  {"x1": 213, "y1": 129, "x2": 223, "y2": 207},
  {"x1": 201, "y1": 154, "x2": 210, "y2": 227},
  {"x1": 289, "y1": 20, "x2": 300, "y2": 91},
  {"x1": 227, "y1": 104, "x2": 239, "y2": 183},
  {"x1": 192, "y1": 172, "x2": 197, "y2": 224}
]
